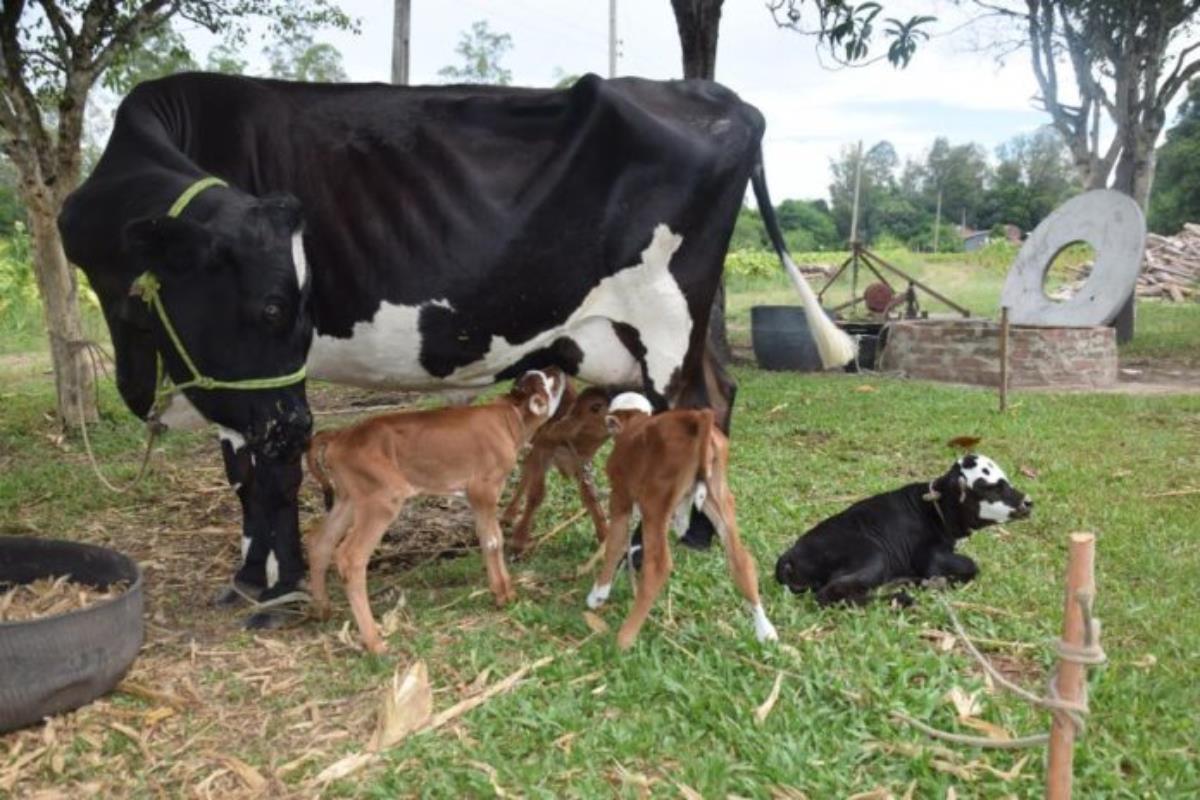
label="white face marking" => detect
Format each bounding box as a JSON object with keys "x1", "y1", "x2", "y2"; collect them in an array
[
  {"x1": 157, "y1": 393, "x2": 208, "y2": 430},
  {"x1": 240, "y1": 535, "x2": 251, "y2": 561},
  {"x1": 306, "y1": 224, "x2": 692, "y2": 395},
  {"x1": 958, "y1": 454, "x2": 1009, "y2": 488},
  {"x1": 291, "y1": 232, "x2": 307, "y2": 289},
  {"x1": 751, "y1": 603, "x2": 778, "y2": 643},
  {"x1": 218, "y1": 426, "x2": 246, "y2": 452},
  {"x1": 608, "y1": 392, "x2": 653, "y2": 415},
  {"x1": 586, "y1": 583, "x2": 611, "y2": 609},
  {"x1": 978, "y1": 500, "x2": 1015, "y2": 523},
  {"x1": 266, "y1": 552, "x2": 279, "y2": 587}
]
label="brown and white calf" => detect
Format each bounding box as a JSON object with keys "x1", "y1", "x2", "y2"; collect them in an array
[
  {"x1": 501, "y1": 381, "x2": 612, "y2": 555},
  {"x1": 586, "y1": 393, "x2": 778, "y2": 649},
  {"x1": 305, "y1": 368, "x2": 566, "y2": 653}
]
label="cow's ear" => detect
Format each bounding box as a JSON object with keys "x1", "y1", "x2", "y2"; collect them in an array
[
  {"x1": 262, "y1": 193, "x2": 303, "y2": 232},
  {"x1": 957, "y1": 475, "x2": 969, "y2": 503},
  {"x1": 123, "y1": 216, "x2": 215, "y2": 277},
  {"x1": 605, "y1": 414, "x2": 623, "y2": 435}
]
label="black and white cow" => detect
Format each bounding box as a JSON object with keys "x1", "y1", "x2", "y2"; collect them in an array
[
  {"x1": 59, "y1": 72, "x2": 852, "y2": 624},
  {"x1": 774, "y1": 455, "x2": 1033, "y2": 606}
]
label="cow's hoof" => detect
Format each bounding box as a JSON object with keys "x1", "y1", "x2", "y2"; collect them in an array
[
  {"x1": 243, "y1": 610, "x2": 293, "y2": 630},
  {"x1": 678, "y1": 512, "x2": 716, "y2": 551},
  {"x1": 211, "y1": 581, "x2": 260, "y2": 608}
]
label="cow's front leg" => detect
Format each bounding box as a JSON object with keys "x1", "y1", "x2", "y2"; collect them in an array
[
  {"x1": 244, "y1": 454, "x2": 309, "y2": 629},
  {"x1": 213, "y1": 432, "x2": 273, "y2": 607}
]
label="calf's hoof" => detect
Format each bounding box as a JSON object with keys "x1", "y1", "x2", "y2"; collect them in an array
[
  {"x1": 363, "y1": 637, "x2": 388, "y2": 655},
  {"x1": 586, "y1": 583, "x2": 611, "y2": 610},
  {"x1": 616, "y1": 626, "x2": 639, "y2": 651}
]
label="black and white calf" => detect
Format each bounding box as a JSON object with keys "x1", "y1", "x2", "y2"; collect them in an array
[
  {"x1": 774, "y1": 455, "x2": 1033, "y2": 606},
  {"x1": 59, "y1": 72, "x2": 853, "y2": 625}
]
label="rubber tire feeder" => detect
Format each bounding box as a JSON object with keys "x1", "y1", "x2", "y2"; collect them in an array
[
  {"x1": 751, "y1": 305, "x2": 827, "y2": 372},
  {"x1": 0, "y1": 537, "x2": 143, "y2": 733}
]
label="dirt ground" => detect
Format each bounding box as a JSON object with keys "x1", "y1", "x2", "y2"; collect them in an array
[{"x1": 1, "y1": 384, "x2": 489, "y2": 798}]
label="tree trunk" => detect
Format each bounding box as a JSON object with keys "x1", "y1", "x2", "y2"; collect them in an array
[
  {"x1": 20, "y1": 175, "x2": 97, "y2": 428},
  {"x1": 670, "y1": 0, "x2": 729, "y2": 361}
]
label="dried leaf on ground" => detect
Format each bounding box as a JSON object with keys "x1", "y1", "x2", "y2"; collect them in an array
[
  {"x1": 368, "y1": 660, "x2": 433, "y2": 752},
  {"x1": 582, "y1": 611, "x2": 609, "y2": 634},
  {"x1": 960, "y1": 716, "x2": 1012, "y2": 741},
  {"x1": 944, "y1": 686, "x2": 982, "y2": 719},
  {"x1": 216, "y1": 754, "x2": 268, "y2": 793},
  {"x1": 312, "y1": 752, "x2": 375, "y2": 785},
  {"x1": 754, "y1": 672, "x2": 784, "y2": 726},
  {"x1": 947, "y1": 436, "x2": 982, "y2": 450}
]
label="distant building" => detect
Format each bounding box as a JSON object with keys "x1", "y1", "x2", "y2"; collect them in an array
[{"x1": 962, "y1": 230, "x2": 989, "y2": 251}]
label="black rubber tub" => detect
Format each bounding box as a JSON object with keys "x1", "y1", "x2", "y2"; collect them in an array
[
  {"x1": 0, "y1": 537, "x2": 143, "y2": 733},
  {"x1": 839, "y1": 321, "x2": 888, "y2": 373},
  {"x1": 750, "y1": 305, "x2": 826, "y2": 371}
]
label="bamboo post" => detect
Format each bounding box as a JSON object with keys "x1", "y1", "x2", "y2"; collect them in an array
[
  {"x1": 1046, "y1": 532, "x2": 1096, "y2": 800},
  {"x1": 998, "y1": 306, "x2": 1010, "y2": 412}
]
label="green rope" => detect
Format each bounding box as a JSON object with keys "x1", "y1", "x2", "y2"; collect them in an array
[{"x1": 132, "y1": 177, "x2": 307, "y2": 419}]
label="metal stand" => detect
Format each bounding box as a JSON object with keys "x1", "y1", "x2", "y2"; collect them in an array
[{"x1": 816, "y1": 241, "x2": 972, "y2": 318}]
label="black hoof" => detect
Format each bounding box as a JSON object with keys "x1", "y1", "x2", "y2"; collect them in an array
[
  {"x1": 243, "y1": 610, "x2": 293, "y2": 630},
  {"x1": 258, "y1": 582, "x2": 301, "y2": 603},
  {"x1": 678, "y1": 508, "x2": 715, "y2": 551},
  {"x1": 888, "y1": 590, "x2": 916, "y2": 609},
  {"x1": 211, "y1": 581, "x2": 262, "y2": 608}
]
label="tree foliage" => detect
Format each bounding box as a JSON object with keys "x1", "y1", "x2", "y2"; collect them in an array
[
  {"x1": 1149, "y1": 80, "x2": 1200, "y2": 234},
  {"x1": 437, "y1": 20, "x2": 513, "y2": 86},
  {"x1": 766, "y1": 0, "x2": 935, "y2": 67},
  {"x1": 265, "y1": 30, "x2": 347, "y2": 81}
]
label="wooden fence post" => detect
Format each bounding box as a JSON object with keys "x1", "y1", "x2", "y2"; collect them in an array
[
  {"x1": 998, "y1": 306, "x2": 1010, "y2": 412},
  {"x1": 1046, "y1": 532, "x2": 1096, "y2": 800}
]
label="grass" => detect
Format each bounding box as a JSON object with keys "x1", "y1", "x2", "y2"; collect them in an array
[{"x1": 1, "y1": 268, "x2": 1199, "y2": 796}]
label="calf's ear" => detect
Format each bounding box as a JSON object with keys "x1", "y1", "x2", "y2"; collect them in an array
[
  {"x1": 605, "y1": 414, "x2": 623, "y2": 435},
  {"x1": 123, "y1": 216, "x2": 215, "y2": 278},
  {"x1": 528, "y1": 393, "x2": 549, "y2": 417}
]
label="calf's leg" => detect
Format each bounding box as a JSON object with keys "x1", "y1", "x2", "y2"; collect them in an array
[
  {"x1": 468, "y1": 482, "x2": 515, "y2": 606},
  {"x1": 335, "y1": 498, "x2": 403, "y2": 654},
  {"x1": 922, "y1": 549, "x2": 979, "y2": 585},
  {"x1": 616, "y1": 508, "x2": 673, "y2": 650},
  {"x1": 570, "y1": 463, "x2": 609, "y2": 545},
  {"x1": 504, "y1": 452, "x2": 549, "y2": 556},
  {"x1": 815, "y1": 556, "x2": 889, "y2": 607},
  {"x1": 704, "y1": 486, "x2": 777, "y2": 643},
  {"x1": 307, "y1": 500, "x2": 353, "y2": 619},
  {"x1": 587, "y1": 489, "x2": 634, "y2": 609}
]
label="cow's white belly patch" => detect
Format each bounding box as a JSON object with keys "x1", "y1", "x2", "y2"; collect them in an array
[{"x1": 307, "y1": 224, "x2": 692, "y2": 394}]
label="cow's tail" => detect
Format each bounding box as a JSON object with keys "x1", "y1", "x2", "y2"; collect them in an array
[
  {"x1": 750, "y1": 150, "x2": 857, "y2": 369},
  {"x1": 306, "y1": 430, "x2": 337, "y2": 511}
]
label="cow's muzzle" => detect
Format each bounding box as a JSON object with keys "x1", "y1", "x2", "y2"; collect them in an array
[{"x1": 250, "y1": 401, "x2": 313, "y2": 461}]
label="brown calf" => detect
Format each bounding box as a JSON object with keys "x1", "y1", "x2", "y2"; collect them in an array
[
  {"x1": 501, "y1": 381, "x2": 612, "y2": 555},
  {"x1": 586, "y1": 393, "x2": 778, "y2": 649},
  {"x1": 306, "y1": 368, "x2": 566, "y2": 653}
]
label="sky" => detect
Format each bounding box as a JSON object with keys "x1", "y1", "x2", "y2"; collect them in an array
[{"x1": 180, "y1": 0, "x2": 1079, "y2": 203}]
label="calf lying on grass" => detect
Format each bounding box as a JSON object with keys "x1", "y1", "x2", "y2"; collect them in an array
[
  {"x1": 586, "y1": 393, "x2": 778, "y2": 649},
  {"x1": 305, "y1": 369, "x2": 565, "y2": 653},
  {"x1": 774, "y1": 454, "x2": 1032, "y2": 606},
  {"x1": 501, "y1": 381, "x2": 612, "y2": 555}
]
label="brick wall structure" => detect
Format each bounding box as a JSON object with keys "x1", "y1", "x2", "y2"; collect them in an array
[{"x1": 877, "y1": 319, "x2": 1117, "y2": 388}]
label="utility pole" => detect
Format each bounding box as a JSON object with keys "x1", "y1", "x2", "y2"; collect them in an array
[
  {"x1": 933, "y1": 187, "x2": 942, "y2": 252},
  {"x1": 392, "y1": 0, "x2": 410, "y2": 85},
  {"x1": 609, "y1": 0, "x2": 618, "y2": 78},
  {"x1": 849, "y1": 140, "x2": 864, "y2": 244}
]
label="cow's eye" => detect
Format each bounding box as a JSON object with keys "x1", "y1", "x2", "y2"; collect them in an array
[{"x1": 263, "y1": 303, "x2": 283, "y2": 325}]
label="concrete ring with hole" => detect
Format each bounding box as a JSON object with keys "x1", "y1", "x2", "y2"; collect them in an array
[{"x1": 1001, "y1": 189, "x2": 1146, "y2": 326}]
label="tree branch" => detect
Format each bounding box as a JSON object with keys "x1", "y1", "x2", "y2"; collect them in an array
[{"x1": 33, "y1": 0, "x2": 75, "y2": 54}]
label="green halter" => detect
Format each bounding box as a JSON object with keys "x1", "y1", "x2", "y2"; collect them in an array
[{"x1": 131, "y1": 176, "x2": 308, "y2": 420}]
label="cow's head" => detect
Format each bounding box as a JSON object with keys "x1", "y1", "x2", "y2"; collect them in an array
[
  {"x1": 935, "y1": 454, "x2": 1033, "y2": 531},
  {"x1": 115, "y1": 191, "x2": 314, "y2": 460}
]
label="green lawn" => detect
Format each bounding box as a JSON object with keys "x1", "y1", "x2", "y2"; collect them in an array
[{"x1": 1, "y1": 278, "x2": 1199, "y2": 796}]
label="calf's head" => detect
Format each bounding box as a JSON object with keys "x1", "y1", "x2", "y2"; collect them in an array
[
  {"x1": 117, "y1": 191, "x2": 313, "y2": 460},
  {"x1": 604, "y1": 391, "x2": 654, "y2": 436},
  {"x1": 509, "y1": 367, "x2": 567, "y2": 435},
  {"x1": 934, "y1": 454, "x2": 1033, "y2": 531}
]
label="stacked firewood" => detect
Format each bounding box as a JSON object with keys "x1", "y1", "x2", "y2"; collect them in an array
[
  {"x1": 1139, "y1": 225, "x2": 1200, "y2": 301},
  {"x1": 1050, "y1": 224, "x2": 1200, "y2": 302}
]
